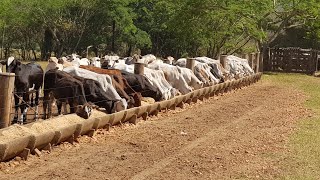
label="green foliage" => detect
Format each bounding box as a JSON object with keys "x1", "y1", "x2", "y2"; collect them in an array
[{"x1": 0, "y1": 0, "x2": 319, "y2": 59}]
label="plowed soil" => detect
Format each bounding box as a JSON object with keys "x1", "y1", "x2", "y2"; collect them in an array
[{"x1": 0, "y1": 79, "x2": 310, "y2": 179}]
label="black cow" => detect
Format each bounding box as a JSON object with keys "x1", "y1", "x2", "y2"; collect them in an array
[
  {"x1": 4, "y1": 57, "x2": 43, "y2": 124},
  {"x1": 72, "y1": 76, "x2": 125, "y2": 114},
  {"x1": 43, "y1": 69, "x2": 88, "y2": 119},
  {"x1": 43, "y1": 69, "x2": 123, "y2": 119},
  {"x1": 120, "y1": 71, "x2": 163, "y2": 101}
]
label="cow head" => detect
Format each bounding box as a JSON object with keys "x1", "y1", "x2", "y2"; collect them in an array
[
  {"x1": 111, "y1": 100, "x2": 126, "y2": 113},
  {"x1": 6, "y1": 57, "x2": 21, "y2": 73},
  {"x1": 76, "y1": 103, "x2": 93, "y2": 119}
]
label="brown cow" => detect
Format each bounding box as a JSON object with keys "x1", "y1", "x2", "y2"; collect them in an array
[{"x1": 80, "y1": 65, "x2": 142, "y2": 107}]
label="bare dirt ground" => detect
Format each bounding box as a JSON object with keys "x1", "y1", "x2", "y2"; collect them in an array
[{"x1": 0, "y1": 79, "x2": 310, "y2": 180}]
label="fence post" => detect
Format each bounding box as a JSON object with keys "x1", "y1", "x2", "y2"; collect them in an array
[
  {"x1": 0, "y1": 73, "x2": 15, "y2": 128},
  {"x1": 220, "y1": 55, "x2": 228, "y2": 69},
  {"x1": 259, "y1": 51, "x2": 264, "y2": 72},
  {"x1": 134, "y1": 62, "x2": 145, "y2": 75},
  {"x1": 255, "y1": 52, "x2": 260, "y2": 73},
  {"x1": 249, "y1": 53, "x2": 255, "y2": 69},
  {"x1": 316, "y1": 51, "x2": 319, "y2": 72},
  {"x1": 186, "y1": 58, "x2": 195, "y2": 72},
  {"x1": 267, "y1": 48, "x2": 271, "y2": 71}
]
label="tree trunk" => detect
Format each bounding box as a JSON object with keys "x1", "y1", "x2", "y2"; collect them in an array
[
  {"x1": 32, "y1": 48, "x2": 37, "y2": 60},
  {"x1": 1, "y1": 26, "x2": 5, "y2": 59},
  {"x1": 111, "y1": 20, "x2": 116, "y2": 53},
  {"x1": 41, "y1": 28, "x2": 54, "y2": 60},
  {"x1": 127, "y1": 44, "x2": 132, "y2": 57},
  {"x1": 261, "y1": 42, "x2": 269, "y2": 71}
]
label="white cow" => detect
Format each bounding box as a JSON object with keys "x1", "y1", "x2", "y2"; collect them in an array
[
  {"x1": 113, "y1": 63, "x2": 178, "y2": 100},
  {"x1": 62, "y1": 66, "x2": 128, "y2": 109},
  {"x1": 66, "y1": 54, "x2": 90, "y2": 66},
  {"x1": 79, "y1": 58, "x2": 90, "y2": 66},
  {"x1": 91, "y1": 57, "x2": 101, "y2": 68},
  {"x1": 148, "y1": 61, "x2": 193, "y2": 94},
  {"x1": 59, "y1": 57, "x2": 76, "y2": 68},
  {"x1": 45, "y1": 57, "x2": 64, "y2": 73},
  {"x1": 102, "y1": 55, "x2": 120, "y2": 67},
  {"x1": 195, "y1": 57, "x2": 226, "y2": 82},
  {"x1": 139, "y1": 54, "x2": 157, "y2": 64},
  {"x1": 176, "y1": 66, "x2": 203, "y2": 90},
  {"x1": 226, "y1": 55, "x2": 254, "y2": 79},
  {"x1": 175, "y1": 58, "x2": 219, "y2": 85}
]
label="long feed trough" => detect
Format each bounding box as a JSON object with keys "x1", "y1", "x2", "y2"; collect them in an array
[{"x1": 0, "y1": 73, "x2": 262, "y2": 162}]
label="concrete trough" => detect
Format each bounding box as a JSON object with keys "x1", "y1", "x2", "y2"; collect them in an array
[
  {"x1": 136, "y1": 105, "x2": 149, "y2": 119},
  {"x1": 175, "y1": 95, "x2": 186, "y2": 106},
  {"x1": 184, "y1": 92, "x2": 194, "y2": 104},
  {"x1": 216, "y1": 83, "x2": 224, "y2": 93},
  {"x1": 174, "y1": 95, "x2": 187, "y2": 109},
  {"x1": 167, "y1": 98, "x2": 178, "y2": 110},
  {"x1": 109, "y1": 111, "x2": 126, "y2": 126},
  {"x1": 159, "y1": 100, "x2": 171, "y2": 111},
  {"x1": 203, "y1": 87, "x2": 212, "y2": 96},
  {"x1": 192, "y1": 89, "x2": 202, "y2": 103},
  {"x1": 230, "y1": 80, "x2": 237, "y2": 88},
  {"x1": 122, "y1": 107, "x2": 139, "y2": 124},
  {"x1": 184, "y1": 92, "x2": 194, "y2": 101},
  {"x1": 77, "y1": 118, "x2": 96, "y2": 136},
  {"x1": 193, "y1": 89, "x2": 202, "y2": 98},
  {"x1": 24, "y1": 122, "x2": 55, "y2": 152},
  {"x1": 0, "y1": 125, "x2": 33, "y2": 161},
  {"x1": 94, "y1": 115, "x2": 112, "y2": 129},
  {"x1": 147, "y1": 102, "x2": 160, "y2": 116}
]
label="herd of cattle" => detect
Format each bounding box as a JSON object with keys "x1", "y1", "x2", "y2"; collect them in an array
[{"x1": 0, "y1": 54, "x2": 254, "y2": 125}]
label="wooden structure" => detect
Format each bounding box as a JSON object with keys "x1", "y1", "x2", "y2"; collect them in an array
[
  {"x1": 0, "y1": 73, "x2": 15, "y2": 128},
  {"x1": 186, "y1": 58, "x2": 195, "y2": 72},
  {"x1": 266, "y1": 47, "x2": 320, "y2": 74},
  {"x1": 134, "y1": 62, "x2": 145, "y2": 75},
  {"x1": 219, "y1": 55, "x2": 228, "y2": 69}
]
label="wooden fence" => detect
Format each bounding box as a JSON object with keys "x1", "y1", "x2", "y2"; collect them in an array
[{"x1": 265, "y1": 47, "x2": 320, "y2": 74}]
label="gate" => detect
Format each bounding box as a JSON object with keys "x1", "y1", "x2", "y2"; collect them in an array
[{"x1": 265, "y1": 47, "x2": 320, "y2": 74}]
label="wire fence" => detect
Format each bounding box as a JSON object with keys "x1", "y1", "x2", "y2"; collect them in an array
[
  {"x1": 0, "y1": 77, "x2": 164, "y2": 125},
  {"x1": 0, "y1": 64, "x2": 229, "y2": 125}
]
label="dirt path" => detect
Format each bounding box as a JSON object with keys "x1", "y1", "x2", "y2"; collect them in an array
[{"x1": 0, "y1": 80, "x2": 309, "y2": 179}]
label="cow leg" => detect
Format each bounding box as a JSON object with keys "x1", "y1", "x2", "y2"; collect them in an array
[
  {"x1": 43, "y1": 91, "x2": 50, "y2": 119},
  {"x1": 43, "y1": 99, "x2": 47, "y2": 119},
  {"x1": 12, "y1": 95, "x2": 20, "y2": 124},
  {"x1": 63, "y1": 102, "x2": 68, "y2": 115},
  {"x1": 20, "y1": 107, "x2": 28, "y2": 125},
  {"x1": 20, "y1": 93, "x2": 30, "y2": 124},
  {"x1": 47, "y1": 95, "x2": 54, "y2": 119},
  {"x1": 69, "y1": 99, "x2": 75, "y2": 114},
  {"x1": 57, "y1": 101, "x2": 63, "y2": 115},
  {"x1": 34, "y1": 89, "x2": 40, "y2": 120},
  {"x1": 30, "y1": 93, "x2": 34, "y2": 107}
]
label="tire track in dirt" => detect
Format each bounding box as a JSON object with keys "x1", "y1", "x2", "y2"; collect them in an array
[{"x1": 130, "y1": 106, "x2": 264, "y2": 180}]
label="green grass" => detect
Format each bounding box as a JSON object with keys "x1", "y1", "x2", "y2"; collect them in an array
[{"x1": 263, "y1": 73, "x2": 320, "y2": 179}]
